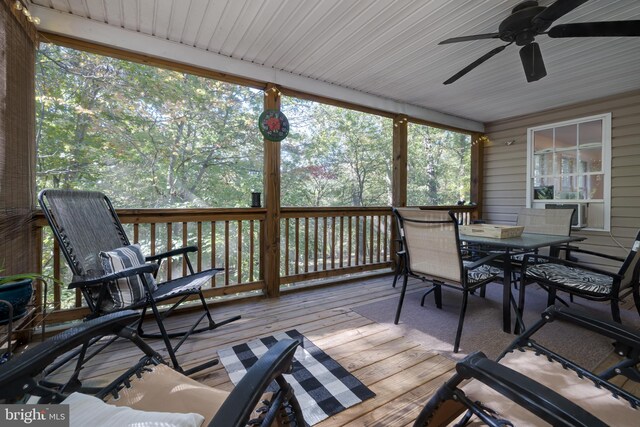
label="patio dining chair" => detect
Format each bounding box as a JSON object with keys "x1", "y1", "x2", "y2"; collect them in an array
[
  {"x1": 0, "y1": 311, "x2": 306, "y2": 427},
  {"x1": 521, "y1": 230, "x2": 640, "y2": 323},
  {"x1": 393, "y1": 208, "x2": 502, "y2": 353},
  {"x1": 486, "y1": 207, "x2": 575, "y2": 269},
  {"x1": 38, "y1": 189, "x2": 240, "y2": 375},
  {"x1": 413, "y1": 305, "x2": 640, "y2": 426},
  {"x1": 480, "y1": 208, "x2": 575, "y2": 311}
]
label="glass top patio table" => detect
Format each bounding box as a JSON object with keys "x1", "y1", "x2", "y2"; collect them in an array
[{"x1": 458, "y1": 231, "x2": 585, "y2": 333}]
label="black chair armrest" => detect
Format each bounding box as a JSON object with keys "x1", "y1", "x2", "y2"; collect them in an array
[
  {"x1": 551, "y1": 246, "x2": 626, "y2": 263},
  {"x1": 544, "y1": 306, "x2": 640, "y2": 350},
  {"x1": 68, "y1": 264, "x2": 159, "y2": 289},
  {"x1": 521, "y1": 254, "x2": 623, "y2": 281},
  {"x1": 463, "y1": 252, "x2": 503, "y2": 270},
  {"x1": 209, "y1": 339, "x2": 300, "y2": 427},
  {"x1": 146, "y1": 246, "x2": 199, "y2": 262},
  {"x1": 0, "y1": 311, "x2": 141, "y2": 400},
  {"x1": 456, "y1": 352, "x2": 608, "y2": 427}
]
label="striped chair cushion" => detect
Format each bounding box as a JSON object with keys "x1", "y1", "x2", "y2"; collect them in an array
[
  {"x1": 100, "y1": 244, "x2": 157, "y2": 310},
  {"x1": 525, "y1": 263, "x2": 613, "y2": 295},
  {"x1": 463, "y1": 261, "x2": 501, "y2": 284}
]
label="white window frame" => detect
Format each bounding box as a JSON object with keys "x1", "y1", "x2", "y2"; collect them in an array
[{"x1": 526, "y1": 113, "x2": 612, "y2": 231}]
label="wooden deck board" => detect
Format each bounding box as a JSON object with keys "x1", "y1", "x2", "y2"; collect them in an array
[{"x1": 44, "y1": 274, "x2": 638, "y2": 426}]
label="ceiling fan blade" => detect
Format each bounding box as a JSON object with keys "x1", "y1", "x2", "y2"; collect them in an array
[
  {"x1": 439, "y1": 33, "x2": 501, "y2": 45},
  {"x1": 444, "y1": 44, "x2": 508, "y2": 85},
  {"x1": 549, "y1": 21, "x2": 640, "y2": 38},
  {"x1": 519, "y1": 42, "x2": 547, "y2": 83},
  {"x1": 532, "y1": 0, "x2": 590, "y2": 31}
]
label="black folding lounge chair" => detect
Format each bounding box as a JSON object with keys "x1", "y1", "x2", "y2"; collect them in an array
[
  {"x1": 0, "y1": 311, "x2": 306, "y2": 427},
  {"x1": 39, "y1": 189, "x2": 240, "y2": 374},
  {"x1": 414, "y1": 306, "x2": 640, "y2": 426}
]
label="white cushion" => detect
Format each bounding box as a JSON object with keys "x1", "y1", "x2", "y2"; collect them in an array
[{"x1": 63, "y1": 392, "x2": 204, "y2": 427}]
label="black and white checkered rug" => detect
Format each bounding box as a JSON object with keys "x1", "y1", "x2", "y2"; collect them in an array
[{"x1": 218, "y1": 329, "x2": 375, "y2": 425}]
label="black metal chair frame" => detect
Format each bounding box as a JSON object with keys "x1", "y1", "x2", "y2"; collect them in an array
[
  {"x1": 520, "y1": 230, "x2": 640, "y2": 324},
  {"x1": 39, "y1": 189, "x2": 240, "y2": 374},
  {"x1": 0, "y1": 311, "x2": 306, "y2": 427},
  {"x1": 393, "y1": 208, "x2": 509, "y2": 353},
  {"x1": 414, "y1": 305, "x2": 640, "y2": 426}
]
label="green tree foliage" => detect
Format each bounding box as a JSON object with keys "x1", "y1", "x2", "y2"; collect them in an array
[
  {"x1": 36, "y1": 43, "x2": 471, "y2": 209},
  {"x1": 407, "y1": 124, "x2": 471, "y2": 205},
  {"x1": 282, "y1": 98, "x2": 393, "y2": 207},
  {"x1": 36, "y1": 43, "x2": 263, "y2": 208}
]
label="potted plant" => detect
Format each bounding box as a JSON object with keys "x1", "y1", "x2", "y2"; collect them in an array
[{"x1": 0, "y1": 273, "x2": 48, "y2": 324}]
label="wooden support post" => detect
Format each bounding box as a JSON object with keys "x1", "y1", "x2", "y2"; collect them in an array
[
  {"x1": 262, "y1": 83, "x2": 282, "y2": 297},
  {"x1": 391, "y1": 115, "x2": 408, "y2": 269},
  {"x1": 470, "y1": 132, "x2": 485, "y2": 221},
  {"x1": 392, "y1": 116, "x2": 408, "y2": 208}
]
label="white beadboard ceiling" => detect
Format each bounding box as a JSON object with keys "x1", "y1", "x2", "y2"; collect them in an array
[{"x1": 29, "y1": 0, "x2": 640, "y2": 130}]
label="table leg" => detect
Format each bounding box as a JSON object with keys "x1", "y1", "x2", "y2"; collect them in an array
[{"x1": 502, "y1": 250, "x2": 512, "y2": 333}]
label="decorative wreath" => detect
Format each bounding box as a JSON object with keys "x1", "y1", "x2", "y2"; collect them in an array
[{"x1": 259, "y1": 110, "x2": 289, "y2": 142}]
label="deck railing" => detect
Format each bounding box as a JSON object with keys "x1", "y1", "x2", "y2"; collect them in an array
[
  {"x1": 280, "y1": 207, "x2": 394, "y2": 284},
  {"x1": 33, "y1": 205, "x2": 476, "y2": 324}
]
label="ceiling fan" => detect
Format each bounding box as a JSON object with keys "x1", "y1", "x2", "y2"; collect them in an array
[{"x1": 440, "y1": 0, "x2": 640, "y2": 84}]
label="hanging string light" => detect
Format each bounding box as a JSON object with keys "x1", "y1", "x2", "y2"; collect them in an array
[
  {"x1": 14, "y1": 1, "x2": 40, "y2": 25},
  {"x1": 264, "y1": 86, "x2": 281, "y2": 97},
  {"x1": 471, "y1": 135, "x2": 490, "y2": 146},
  {"x1": 393, "y1": 117, "x2": 408, "y2": 127}
]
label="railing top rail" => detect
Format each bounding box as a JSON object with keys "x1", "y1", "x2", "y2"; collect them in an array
[
  {"x1": 32, "y1": 208, "x2": 267, "y2": 226},
  {"x1": 33, "y1": 205, "x2": 476, "y2": 226}
]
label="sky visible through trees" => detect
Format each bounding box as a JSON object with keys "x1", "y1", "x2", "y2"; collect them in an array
[{"x1": 35, "y1": 43, "x2": 471, "y2": 208}]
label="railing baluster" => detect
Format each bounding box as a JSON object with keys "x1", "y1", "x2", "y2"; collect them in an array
[
  {"x1": 225, "y1": 220, "x2": 230, "y2": 286},
  {"x1": 369, "y1": 215, "x2": 375, "y2": 264},
  {"x1": 150, "y1": 223, "x2": 156, "y2": 256},
  {"x1": 182, "y1": 222, "x2": 188, "y2": 276},
  {"x1": 211, "y1": 221, "x2": 217, "y2": 287},
  {"x1": 376, "y1": 215, "x2": 382, "y2": 263},
  {"x1": 355, "y1": 216, "x2": 360, "y2": 266},
  {"x1": 322, "y1": 216, "x2": 327, "y2": 271},
  {"x1": 237, "y1": 220, "x2": 242, "y2": 284},
  {"x1": 167, "y1": 223, "x2": 173, "y2": 281},
  {"x1": 197, "y1": 222, "x2": 203, "y2": 272},
  {"x1": 250, "y1": 220, "x2": 255, "y2": 282},
  {"x1": 295, "y1": 218, "x2": 300, "y2": 275},
  {"x1": 384, "y1": 215, "x2": 393, "y2": 261},
  {"x1": 304, "y1": 217, "x2": 309, "y2": 273},
  {"x1": 313, "y1": 217, "x2": 319, "y2": 272},
  {"x1": 339, "y1": 216, "x2": 344, "y2": 268},
  {"x1": 331, "y1": 216, "x2": 336, "y2": 269},
  {"x1": 284, "y1": 218, "x2": 289, "y2": 276},
  {"x1": 133, "y1": 223, "x2": 139, "y2": 244},
  {"x1": 348, "y1": 216, "x2": 353, "y2": 267}
]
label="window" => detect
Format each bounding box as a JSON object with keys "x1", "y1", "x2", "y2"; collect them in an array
[
  {"x1": 526, "y1": 113, "x2": 611, "y2": 231},
  {"x1": 407, "y1": 124, "x2": 472, "y2": 205}
]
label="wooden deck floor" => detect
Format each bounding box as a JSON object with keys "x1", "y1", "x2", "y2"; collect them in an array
[
  {"x1": 54, "y1": 275, "x2": 451, "y2": 426},
  {"x1": 51, "y1": 274, "x2": 638, "y2": 426}
]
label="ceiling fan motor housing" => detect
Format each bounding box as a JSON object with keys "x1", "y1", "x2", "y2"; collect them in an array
[{"x1": 499, "y1": 3, "x2": 546, "y2": 45}]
